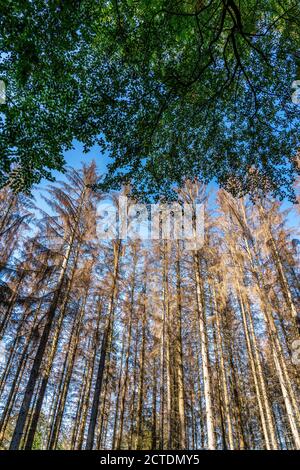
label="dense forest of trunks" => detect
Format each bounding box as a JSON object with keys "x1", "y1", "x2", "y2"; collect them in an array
[{"x1": 0, "y1": 163, "x2": 299, "y2": 450}]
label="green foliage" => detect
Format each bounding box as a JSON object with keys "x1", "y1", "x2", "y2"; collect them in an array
[
  {"x1": 0, "y1": 413, "x2": 47, "y2": 449},
  {"x1": 32, "y1": 430, "x2": 43, "y2": 450},
  {"x1": 1, "y1": 1, "x2": 300, "y2": 200}
]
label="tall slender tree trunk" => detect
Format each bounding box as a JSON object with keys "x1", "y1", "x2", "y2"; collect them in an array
[
  {"x1": 85, "y1": 240, "x2": 121, "y2": 449},
  {"x1": 9, "y1": 187, "x2": 86, "y2": 450},
  {"x1": 9, "y1": 241, "x2": 73, "y2": 450},
  {"x1": 24, "y1": 250, "x2": 81, "y2": 449},
  {"x1": 244, "y1": 237, "x2": 300, "y2": 449},
  {"x1": 116, "y1": 266, "x2": 136, "y2": 449},
  {"x1": 136, "y1": 297, "x2": 147, "y2": 450},
  {"x1": 194, "y1": 251, "x2": 216, "y2": 449},
  {"x1": 151, "y1": 356, "x2": 157, "y2": 450},
  {"x1": 211, "y1": 284, "x2": 234, "y2": 449},
  {"x1": 258, "y1": 205, "x2": 299, "y2": 334},
  {"x1": 112, "y1": 333, "x2": 126, "y2": 449},
  {"x1": 48, "y1": 296, "x2": 86, "y2": 449},
  {"x1": 175, "y1": 241, "x2": 186, "y2": 449}
]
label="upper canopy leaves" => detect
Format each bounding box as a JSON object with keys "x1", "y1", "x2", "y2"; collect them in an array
[{"x1": 1, "y1": 0, "x2": 300, "y2": 200}]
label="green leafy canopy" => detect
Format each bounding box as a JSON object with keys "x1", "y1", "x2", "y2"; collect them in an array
[{"x1": 1, "y1": 0, "x2": 300, "y2": 201}]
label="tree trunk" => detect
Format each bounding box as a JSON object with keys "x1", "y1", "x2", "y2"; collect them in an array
[
  {"x1": 194, "y1": 251, "x2": 216, "y2": 449},
  {"x1": 85, "y1": 240, "x2": 121, "y2": 449}
]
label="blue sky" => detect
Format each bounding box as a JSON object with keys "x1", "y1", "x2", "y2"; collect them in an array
[
  {"x1": 32, "y1": 141, "x2": 109, "y2": 212},
  {"x1": 32, "y1": 140, "x2": 299, "y2": 231}
]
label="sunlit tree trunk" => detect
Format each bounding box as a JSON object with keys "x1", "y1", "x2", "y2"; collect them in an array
[
  {"x1": 211, "y1": 284, "x2": 234, "y2": 449},
  {"x1": 136, "y1": 294, "x2": 147, "y2": 450},
  {"x1": 174, "y1": 241, "x2": 186, "y2": 449},
  {"x1": 194, "y1": 251, "x2": 216, "y2": 449},
  {"x1": 9, "y1": 185, "x2": 87, "y2": 450},
  {"x1": 85, "y1": 240, "x2": 121, "y2": 449}
]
